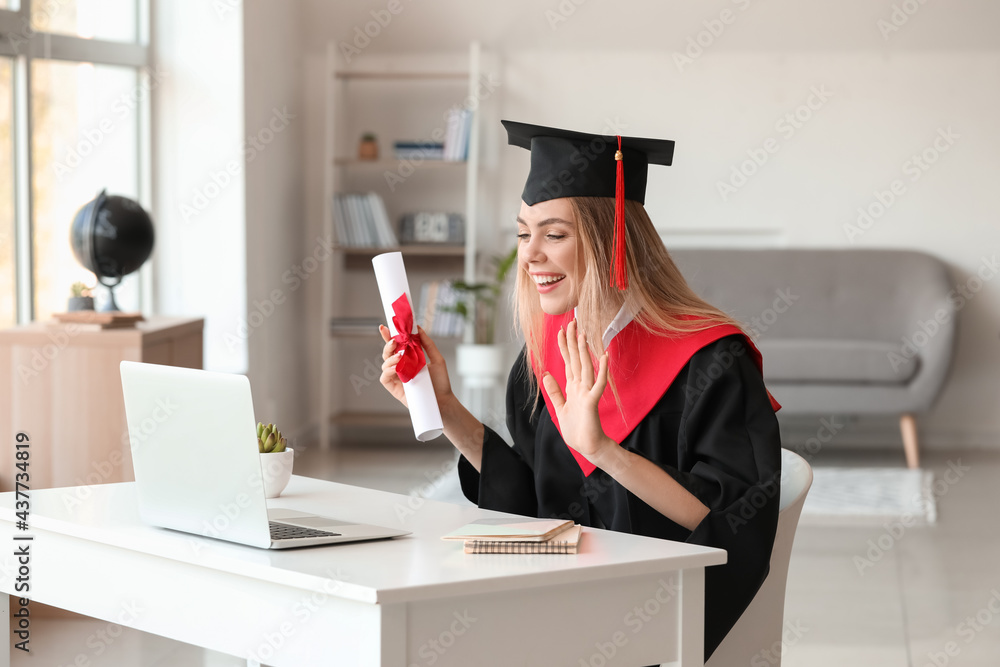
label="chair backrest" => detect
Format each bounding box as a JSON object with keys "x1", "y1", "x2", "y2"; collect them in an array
[{"x1": 706, "y1": 449, "x2": 813, "y2": 667}]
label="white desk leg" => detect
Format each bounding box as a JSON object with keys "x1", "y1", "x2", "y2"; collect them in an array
[
  {"x1": 677, "y1": 568, "x2": 705, "y2": 667},
  {"x1": 1, "y1": 595, "x2": 9, "y2": 667}
]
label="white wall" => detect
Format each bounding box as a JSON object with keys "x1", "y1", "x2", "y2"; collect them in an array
[
  {"x1": 286, "y1": 0, "x2": 1000, "y2": 449},
  {"x1": 152, "y1": 0, "x2": 247, "y2": 374}
]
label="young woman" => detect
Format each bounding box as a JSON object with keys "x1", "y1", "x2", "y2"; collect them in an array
[{"x1": 378, "y1": 121, "x2": 782, "y2": 660}]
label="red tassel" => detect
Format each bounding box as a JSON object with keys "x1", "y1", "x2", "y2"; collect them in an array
[{"x1": 611, "y1": 136, "x2": 628, "y2": 290}]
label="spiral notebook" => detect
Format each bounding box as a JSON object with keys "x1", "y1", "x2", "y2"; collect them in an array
[{"x1": 464, "y1": 525, "x2": 583, "y2": 554}]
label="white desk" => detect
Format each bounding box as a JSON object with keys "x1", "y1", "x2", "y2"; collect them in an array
[{"x1": 0, "y1": 476, "x2": 725, "y2": 666}]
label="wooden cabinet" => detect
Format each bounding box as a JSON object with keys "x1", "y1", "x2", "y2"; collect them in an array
[{"x1": 0, "y1": 316, "x2": 203, "y2": 491}]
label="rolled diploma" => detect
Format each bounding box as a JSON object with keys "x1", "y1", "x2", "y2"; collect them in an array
[{"x1": 372, "y1": 252, "x2": 444, "y2": 441}]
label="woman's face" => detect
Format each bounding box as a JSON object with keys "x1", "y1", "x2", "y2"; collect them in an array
[{"x1": 517, "y1": 198, "x2": 583, "y2": 315}]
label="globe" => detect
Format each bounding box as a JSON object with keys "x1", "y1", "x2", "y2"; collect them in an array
[{"x1": 69, "y1": 189, "x2": 154, "y2": 312}]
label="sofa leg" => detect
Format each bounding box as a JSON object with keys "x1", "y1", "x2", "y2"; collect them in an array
[{"x1": 900, "y1": 414, "x2": 920, "y2": 469}]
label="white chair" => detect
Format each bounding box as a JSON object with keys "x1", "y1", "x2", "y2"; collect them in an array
[{"x1": 705, "y1": 448, "x2": 813, "y2": 667}]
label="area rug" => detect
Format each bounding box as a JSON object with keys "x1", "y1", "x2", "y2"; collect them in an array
[{"x1": 799, "y1": 467, "x2": 937, "y2": 525}]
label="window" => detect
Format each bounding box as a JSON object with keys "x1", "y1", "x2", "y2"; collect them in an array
[
  {"x1": 31, "y1": 0, "x2": 138, "y2": 43},
  {"x1": 0, "y1": 57, "x2": 13, "y2": 328},
  {"x1": 0, "y1": 0, "x2": 148, "y2": 324}
]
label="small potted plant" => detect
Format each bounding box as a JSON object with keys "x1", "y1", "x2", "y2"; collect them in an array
[
  {"x1": 358, "y1": 132, "x2": 378, "y2": 160},
  {"x1": 257, "y1": 421, "x2": 294, "y2": 498},
  {"x1": 444, "y1": 247, "x2": 518, "y2": 400},
  {"x1": 67, "y1": 281, "x2": 95, "y2": 311}
]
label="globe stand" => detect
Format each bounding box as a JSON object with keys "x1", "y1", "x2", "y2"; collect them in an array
[{"x1": 97, "y1": 275, "x2": 122, "y2": 312}]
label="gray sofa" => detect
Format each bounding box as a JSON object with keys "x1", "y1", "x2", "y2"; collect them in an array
[{"x1": 670, "y1": 248, "x2": 957, "y2": 468}]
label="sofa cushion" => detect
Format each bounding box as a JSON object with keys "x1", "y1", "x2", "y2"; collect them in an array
[{"x1": 756, "y1": 339, "x2": 919, "y2": 385}]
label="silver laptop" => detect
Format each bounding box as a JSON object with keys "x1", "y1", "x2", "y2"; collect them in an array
[{"x1": 120, "y1": 360, "x2": 410, "y2": 549}]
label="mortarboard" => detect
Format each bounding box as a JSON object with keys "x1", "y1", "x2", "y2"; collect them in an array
[{"x1": 502, "y1": 120, "x2": 676, "y2": 290}]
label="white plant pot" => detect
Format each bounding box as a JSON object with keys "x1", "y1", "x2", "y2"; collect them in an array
[
  {"x1": 260, "y1": 447, "x2": 294, "y2": 499},
  {"x1": 456, "y1": 344, "x2": 504, "y2": 388}
]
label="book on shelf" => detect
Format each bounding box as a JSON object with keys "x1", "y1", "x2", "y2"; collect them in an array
[
  {"x1": 443, "y1": 108, "x2": 472, "y2": 161},
  {"x1": 332, "y1": 192, "x2": 398, "y2": 248},
  {"x1": 464, "y1": 526, "x2": 584, "y2": 555},
  {"x1": 416, "y1": 279, "x2": 464, "y2": 338},
  {"x1": 393, "y1": 141, "x2": 445, "y2": 160},
  {"x1": 441, "y1": 517, "x2": 574, "y2": 542}
]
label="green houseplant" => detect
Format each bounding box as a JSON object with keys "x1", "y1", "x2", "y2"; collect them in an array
[
  {"x1": 257, "y1": 421, "x2": 293, "y2": 498},
  {"x1": 445, "y1": 247, "x2": 518, "y2": 420},
  {"x1": 67, "y1": 281, "x2": 95, "y2": 311},
  {"x1": 445, "y1": 247, "x2": 518, "y2": 345}
]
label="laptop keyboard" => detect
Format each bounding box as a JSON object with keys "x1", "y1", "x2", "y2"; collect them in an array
[{"x1": 269, "y1": 521, "x2": 341, "y2": 541}]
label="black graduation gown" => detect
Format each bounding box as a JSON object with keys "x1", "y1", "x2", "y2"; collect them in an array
[{"x1": 457, "y1": 334, "x2": 782, "y2": 661}]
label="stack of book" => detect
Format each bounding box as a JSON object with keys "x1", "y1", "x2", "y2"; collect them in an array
[
  {"x1": 333, "y1": 192, "x2": 398, "y2": 248},
  {"x1": 442, "y1": 518, "x2": 584, "y2": 554},
  {"x1": 415, "y1": 280, "x2": 465, "y2": 338},
  {"x1": 391, "y1": 109, "x2": 472, "y2": 163},
  {"x1": 393, "y1": 141, "x2": 445, "y2": 160},
  {"x1": 443, "y1": 108, "x2": 472, "y2": 161}
]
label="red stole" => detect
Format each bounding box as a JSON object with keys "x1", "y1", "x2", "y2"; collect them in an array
[{"x1": 532, "y1": 311, "x2": 781, "y2": 476}]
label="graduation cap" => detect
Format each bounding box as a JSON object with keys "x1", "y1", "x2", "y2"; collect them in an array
[{"x1": 502, "y1": 120, "x2": 675, "y2": 290}]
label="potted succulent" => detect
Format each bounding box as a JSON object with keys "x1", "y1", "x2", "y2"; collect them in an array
[
  {"x1": 257, "y1": 421, "x2": 294, "y2": 498},
  {"x1": 67, "y1": 281, "x2": 95, "y2": 311},
  {"x1": 358, "y1": 132, "x2": 379, "y2": 160},
  {"x1": 445, "y1": 248, "x2": 518, "y2": 410}
]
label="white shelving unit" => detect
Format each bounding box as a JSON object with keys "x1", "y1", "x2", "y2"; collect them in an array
[{"x1": 319, "y1": 42, "x2": 486, "y2": 452}]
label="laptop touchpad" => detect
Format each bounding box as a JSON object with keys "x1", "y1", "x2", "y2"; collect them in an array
[{"x1": 284, "y1": 516, "x2": 355, "y2": 528}]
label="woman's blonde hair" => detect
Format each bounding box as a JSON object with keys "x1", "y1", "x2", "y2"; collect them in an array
[{"x1": 513, "y1": 196, "x2": 747, "y2": 413}]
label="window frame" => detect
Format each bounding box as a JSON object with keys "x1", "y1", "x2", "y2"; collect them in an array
[{"x1": 0, "y1": 0, "x2": 150, "y2": 324}]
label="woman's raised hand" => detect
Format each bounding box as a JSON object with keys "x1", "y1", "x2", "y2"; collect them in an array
[
  {"x1": 379, "y1": 324, "x2": 454, "y2": 409},
  {"x1": 541, "y1": 319, "x2": 616, "y2": 464}
]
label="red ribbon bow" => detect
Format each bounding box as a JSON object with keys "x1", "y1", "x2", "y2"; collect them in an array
[{"x1": 390, "y1": 294, "x2": 425, "y2": 383}]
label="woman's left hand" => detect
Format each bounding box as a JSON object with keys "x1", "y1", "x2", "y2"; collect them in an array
[{"x1": 541, "y1": 319, "x2": 618, "y2": 465}]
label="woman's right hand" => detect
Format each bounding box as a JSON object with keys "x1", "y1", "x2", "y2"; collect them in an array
[{"x1": 378, "y1": 324, "x2": 454, "y2": 410}]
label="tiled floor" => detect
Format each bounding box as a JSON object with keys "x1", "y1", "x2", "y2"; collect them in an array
[{"x1": 13, "y1": 443, "x2": 1000, "y2": 666}]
